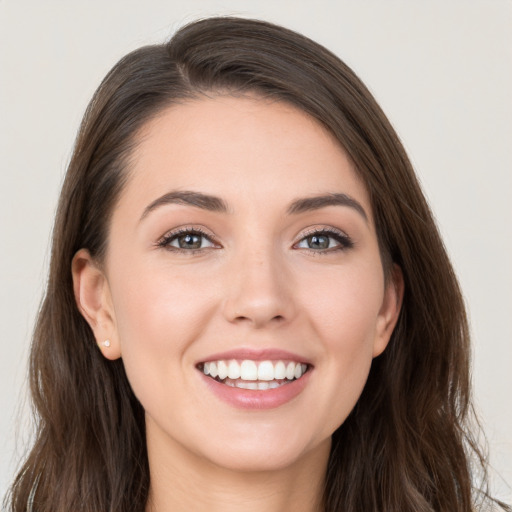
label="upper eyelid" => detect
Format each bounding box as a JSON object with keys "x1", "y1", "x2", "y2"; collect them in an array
[
  {"x1": 293, "y1": 226, "x2": 355, "y2": 254},
  {"x1": 156, "y1": 226, "x2": 220, "y2": 251},
  {"x1": 298, "y1": 225, "x2": 348, "y2": 237},
  {"x1": 160, "y1": 225, "x2": 217, "y2": 240}
]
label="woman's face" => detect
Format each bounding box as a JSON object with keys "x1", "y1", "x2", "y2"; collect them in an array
[{"x1": 76, "y1": 96, "x2": 402, "y2": 473}]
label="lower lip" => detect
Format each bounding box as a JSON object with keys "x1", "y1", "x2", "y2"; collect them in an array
[{"x1": 200, "y1": 371, "x2": 312, "y2": 410}]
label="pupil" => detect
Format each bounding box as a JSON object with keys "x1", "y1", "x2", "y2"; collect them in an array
[
  {"x1": 309, "y1": 235, "x2": 329, "y2": 249},
  {"x1": 179, "y1": 234, "x2": 201, "y2": 249}
]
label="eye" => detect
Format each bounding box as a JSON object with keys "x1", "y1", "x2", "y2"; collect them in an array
[
  {"x1": 157, "y1": 228, "x2": 218, "y2": 252},
  {"x1": 295, "y1": 228, "x2": 353, "y2": 252}
]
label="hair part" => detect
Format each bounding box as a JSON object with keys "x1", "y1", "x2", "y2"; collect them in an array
[{"x1": 5, "y1": 16, "x2": 510, "y2": 512}]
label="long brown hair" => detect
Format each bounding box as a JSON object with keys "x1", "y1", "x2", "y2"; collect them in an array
[{"x1": 5, "y1": 17, "x2": 510, "y2": 512}]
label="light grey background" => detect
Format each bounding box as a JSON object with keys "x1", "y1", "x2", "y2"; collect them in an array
[{"x1": 1, "y1": 0, "x2": 511, "y2": 501}]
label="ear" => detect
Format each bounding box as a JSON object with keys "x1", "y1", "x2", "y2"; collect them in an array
[
  {"x1": 372, "y1": 264, "x2": 404, "y2": 358},
  {"x1": 71, "y1": 249, "x2": 121, "y2": 360}
]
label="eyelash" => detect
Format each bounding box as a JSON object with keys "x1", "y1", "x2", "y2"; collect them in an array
[
  {"x1": 156, "y1": 227, "x2": 217, "y2": 254},
  {"x1": 156, "y1": 226, "x2": 354, "y2": 255},
  {"x1": 296, "y1": 227, "x2": 354, "y2": 253}
]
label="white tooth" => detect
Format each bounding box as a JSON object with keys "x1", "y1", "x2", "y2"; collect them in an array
[
  {"x1": 274, "y1": 361, "x2": 286, "y2": 379},
  {"x1": 236, "y1": 381, "x2": 258, "y2": 390},
  {"x1": 203, "y1": 362, "x2": 210, "y2": 375},
  {"x1": 228, "y1": 360, "x2": 241, "y2": 379},
  {"x1": 286, "y1": 362, "x2": 295, "y2": 380},
  {"x1": 209, "y1": 362, "x2": 218, "y2": 378},
  {"x1": 301, "y1": 363, "x2": 307, "y2": 374},
  {"x1": 294, "y1": 363, "x2": 302, "y2": 379},
  {"x1": 240, "y1": 360, "x2": 258, "y2": 380},
  {"x1": 225, "y1": 380, "x2": 235, "y2": 387},
  {"x1": 257, "y1": 381, "x2": 270, "y2": 390},
  {"x1": 269, "y1": 381, "x2": 280, "y2": 389},
  {"x1": 217, "y1": 361, "x2": 228, "y2": 380},
  {"x1": 257, "y1": 361, "x2": 274, "y2": 381}
]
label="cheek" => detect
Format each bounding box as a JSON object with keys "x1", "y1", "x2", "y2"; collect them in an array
[
  {"x1": 303, "y1": 259, "x2": 384, "y2": 348},
  {"x1": 108, "y1": 258, "x2": 216, "y2": 400},
  {"x1": 299, "y1": 262, "x2": 384, "y2": 427},
  {"x1": 111, "y1": 257, "x2": 214, "y2": 346}
]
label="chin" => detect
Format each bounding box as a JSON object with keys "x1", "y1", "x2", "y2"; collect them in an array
[{"x1": 195, "y1": 429, "x2": 331, "y2": 474}]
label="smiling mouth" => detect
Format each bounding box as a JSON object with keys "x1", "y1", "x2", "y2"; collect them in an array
[{"x1": 198, "y1": 359, "x2": 310, "y2": 390}]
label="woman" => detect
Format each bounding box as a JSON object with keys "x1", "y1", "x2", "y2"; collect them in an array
[{"x1": 5, "y1": 16, "x2": 509, "y2": 512}]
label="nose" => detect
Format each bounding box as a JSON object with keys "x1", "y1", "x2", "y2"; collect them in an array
[{"x1": 222, "y1": 244, "x2": 295, "y2": 329}]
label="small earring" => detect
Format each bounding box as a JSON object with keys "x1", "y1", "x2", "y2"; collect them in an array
[{"x1": 103, "y1": 339, "x2": 111, "y2": 348}]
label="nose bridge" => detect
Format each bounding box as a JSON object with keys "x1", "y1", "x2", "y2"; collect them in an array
[{"x1": 223, "y1": 236, "x2": 293, "y2": 328}]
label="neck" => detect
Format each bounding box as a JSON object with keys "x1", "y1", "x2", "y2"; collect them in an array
[{"x1": 145, "y1": 429, "x2": 330, "y2": 512}]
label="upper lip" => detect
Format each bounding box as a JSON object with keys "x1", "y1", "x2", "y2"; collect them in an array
[{"x1": 197, "y1": 348, "x2": 312, "y2": 365}]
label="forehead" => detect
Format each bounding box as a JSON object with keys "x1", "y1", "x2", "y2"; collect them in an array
[{"x1": 121, "y1": 95, "x2": 371, "y2": 218}]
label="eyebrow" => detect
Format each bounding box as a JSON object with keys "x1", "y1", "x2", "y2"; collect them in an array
[
  {"x1": 140, "y1": 190, "x2": 368, "y2": 222},
  {"x1": 286, "y1": 193, "x2": 368, "y2": 222},
  {"x1": 140, "y1": 190, "x2": 230, "y2": 220}
]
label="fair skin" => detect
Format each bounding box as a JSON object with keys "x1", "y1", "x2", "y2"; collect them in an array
[{"x1": 72, "y1": 96, "x2": 403, "y2": 512}]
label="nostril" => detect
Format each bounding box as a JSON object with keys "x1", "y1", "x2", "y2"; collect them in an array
[
  {"x1": 223, "y1": 288, "x2": 294, "y2": 327},
  {"x1": 231, "y1": 315, "x2": 286, "y2": 330}
]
